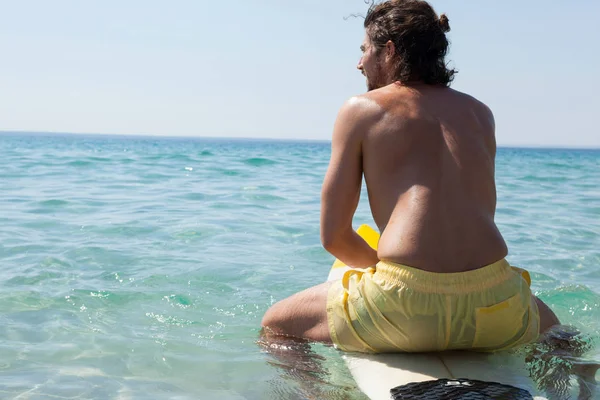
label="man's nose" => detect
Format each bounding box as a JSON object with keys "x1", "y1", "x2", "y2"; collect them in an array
[{"x1": 357, "y1": 57, "x2": 363, "y2": 71}]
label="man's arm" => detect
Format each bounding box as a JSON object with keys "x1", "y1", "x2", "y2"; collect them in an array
[{"x1": 320, "y1": 98, "x2": 380, "y2": 268}]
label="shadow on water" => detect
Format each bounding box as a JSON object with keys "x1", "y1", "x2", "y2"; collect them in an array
[
  {"x1": 257, "y1": 330, "x2": 368, "y2": 400},
  {"x1": 521, "y1": 325, "x2": 600, "y2": 400}
]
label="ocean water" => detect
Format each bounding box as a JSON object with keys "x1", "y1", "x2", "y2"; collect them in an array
[{"x1": 0, "y1": 132, "x2": 599, "y2": 399}]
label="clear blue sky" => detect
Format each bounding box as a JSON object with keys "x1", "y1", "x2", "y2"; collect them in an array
[{"x1": 0, "y1": 0, "x2": 598, "y2": 147}]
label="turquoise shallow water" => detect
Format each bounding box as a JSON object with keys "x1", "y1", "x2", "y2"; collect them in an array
[{"x1": 0, "y1": 132, "x2": 599, "y2": 399}]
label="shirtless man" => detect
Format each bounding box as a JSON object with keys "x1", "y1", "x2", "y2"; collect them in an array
[{"x1": 262, "y1": 0, "x2": 559, "y2": 353}]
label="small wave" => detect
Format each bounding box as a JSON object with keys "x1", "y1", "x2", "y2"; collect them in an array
[
  {"x1": 0, "y1": 290, "x2": 54, "y2": 312},
  {"x1": 543, "y1": 161, "x2": 582, "y2": 170},
  {"x1": 6, "y1": 270, "x2": 65, "y2": 286},
  {"x1": 520, "y1": 175, "x2": 569, "y2": 183},
  {"x1": 67, "y1": 160, "x2": 92, "y2": 167},
  {"x1": 145, "y1": 312, "x2": 196, "y2": 327},
  {"x1": 167, "y1": 154, "x2": 193, "y2": 162},
  {"x1": 38, "y1": 199, "x2": 69, "y2": 207},
  {"x1": 140, "y1": 153, "x2": 192, "y2": 162},
  {"x1": 71, "y1": 289, "x2": 153, "y2": 306},
  {"x1": 88, "y1": 156, "x2": 111, "y2": 163},
  {"x1": 247, "y1": 194, "x2": 287, "y2": 202},
  {"x1": 181, "y1": 192, "x2": 206, "y2": 201},
  {"x1": 140, "y1": 173, "x2": 174, "y2": 180},
  {"x1": 214, "y1": 169, "x2": 241, "y2": 176},
  {"x1": 172, "y1": 230, "x2": 205, "y2": 240},
  {"x1": 142, "y1": 154, "x2": 165, "y2": 161},
  {"x1": 163, "y1": 294, "x2": 193, "y2": 308},
  {"x1": 243, "y1": 157, "x2": 276, "y2": 167},
  {"x1": 97, "y1": 224, "x2": 161, "y2": 237}
]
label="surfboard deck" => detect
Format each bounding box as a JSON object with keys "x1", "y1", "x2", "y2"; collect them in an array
[{"x1": 327, "y1": 224, "x2": 553, "y2": 400}]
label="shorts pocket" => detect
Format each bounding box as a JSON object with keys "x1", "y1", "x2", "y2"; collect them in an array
[{"x1": 473, "y1": 293, "x2": 526, "y2": 350}]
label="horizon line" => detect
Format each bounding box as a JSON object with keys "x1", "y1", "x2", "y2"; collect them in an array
[{"x1": 1, "y1": 129, "x2": 599, "y2": 151}]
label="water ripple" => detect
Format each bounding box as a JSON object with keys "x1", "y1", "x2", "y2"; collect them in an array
[{"x1": 0, "y1": 135, "x2": 597, "y2": 398}]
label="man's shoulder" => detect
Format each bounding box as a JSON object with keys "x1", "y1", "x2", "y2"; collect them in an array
[
  {"x1": 337, "y1": 94, "x2": 386, "y2": 124},
  {"x1": 447, "y1": 88, "x2": 494, "y2": 118},
  {"x1": 344, "y1": 85, "x2": 410, "y2": 119}
]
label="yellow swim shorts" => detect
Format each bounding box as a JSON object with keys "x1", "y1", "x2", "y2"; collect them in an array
[{"x1": 326, "y1": 259, "x2": 540, "y2": 353}]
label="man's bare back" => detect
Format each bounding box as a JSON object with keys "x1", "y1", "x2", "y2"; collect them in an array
[{"x1": 361, "y1": 82, "x2": 508, "y2": 272}]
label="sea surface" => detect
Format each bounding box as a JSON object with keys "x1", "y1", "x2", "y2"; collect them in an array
[{"x1": 0, "y1": 132, "x2": 599, "y2": 399}]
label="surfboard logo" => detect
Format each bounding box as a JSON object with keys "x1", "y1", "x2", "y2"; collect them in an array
[{"x1": 390, "y1": 378, "x2": 533, "y2": 399}]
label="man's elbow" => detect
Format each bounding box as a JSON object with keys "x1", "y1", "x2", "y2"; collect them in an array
[
  {"x1": 320, "y1": 228, "x2": 346, "y2": 253},
  {"x1": 321, "y1": 234, "x2": 338, "y2": 253}
]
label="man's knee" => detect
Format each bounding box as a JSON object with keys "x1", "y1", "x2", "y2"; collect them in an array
[
  {"x1": 261, "y1": 283, "x2": 332, "y2": 342},
  {"x1": 262, "y1": 299, "x2": 295, "y2": 335},
  {"x1": 262, "y1": 303, "x2": 283, "y2": 332}
]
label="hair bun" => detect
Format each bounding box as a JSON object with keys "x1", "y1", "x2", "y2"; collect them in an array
[{"x1": 439, "y1": 13, "x2": 450, "y2": 33}]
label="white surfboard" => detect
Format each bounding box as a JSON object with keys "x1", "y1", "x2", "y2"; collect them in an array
[{"x1": 326, "y1": 225, "x2": 557, "y2": 400}]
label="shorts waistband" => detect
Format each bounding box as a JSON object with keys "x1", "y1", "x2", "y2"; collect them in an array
[{"x1": 375, "y1": 259, "x2": 515, "y2": 294}]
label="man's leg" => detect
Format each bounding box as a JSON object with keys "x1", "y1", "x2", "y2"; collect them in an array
[
  {"x1": 529, "y1": 296, "x2": 599, "y2": 398},
  {"x1": 533, "y1": 295, "x2": 560, "y2": 334},
  {"x1": 262, "y1": 287, "x2": 561, "y2": 344},
  {"x1": 261, "y1": 282, "x2": 333, "y2": 343}
]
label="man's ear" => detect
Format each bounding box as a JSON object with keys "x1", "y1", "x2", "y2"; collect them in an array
[{"x1": 385, "y1": 40, "x2": 395, "y2": 59}]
